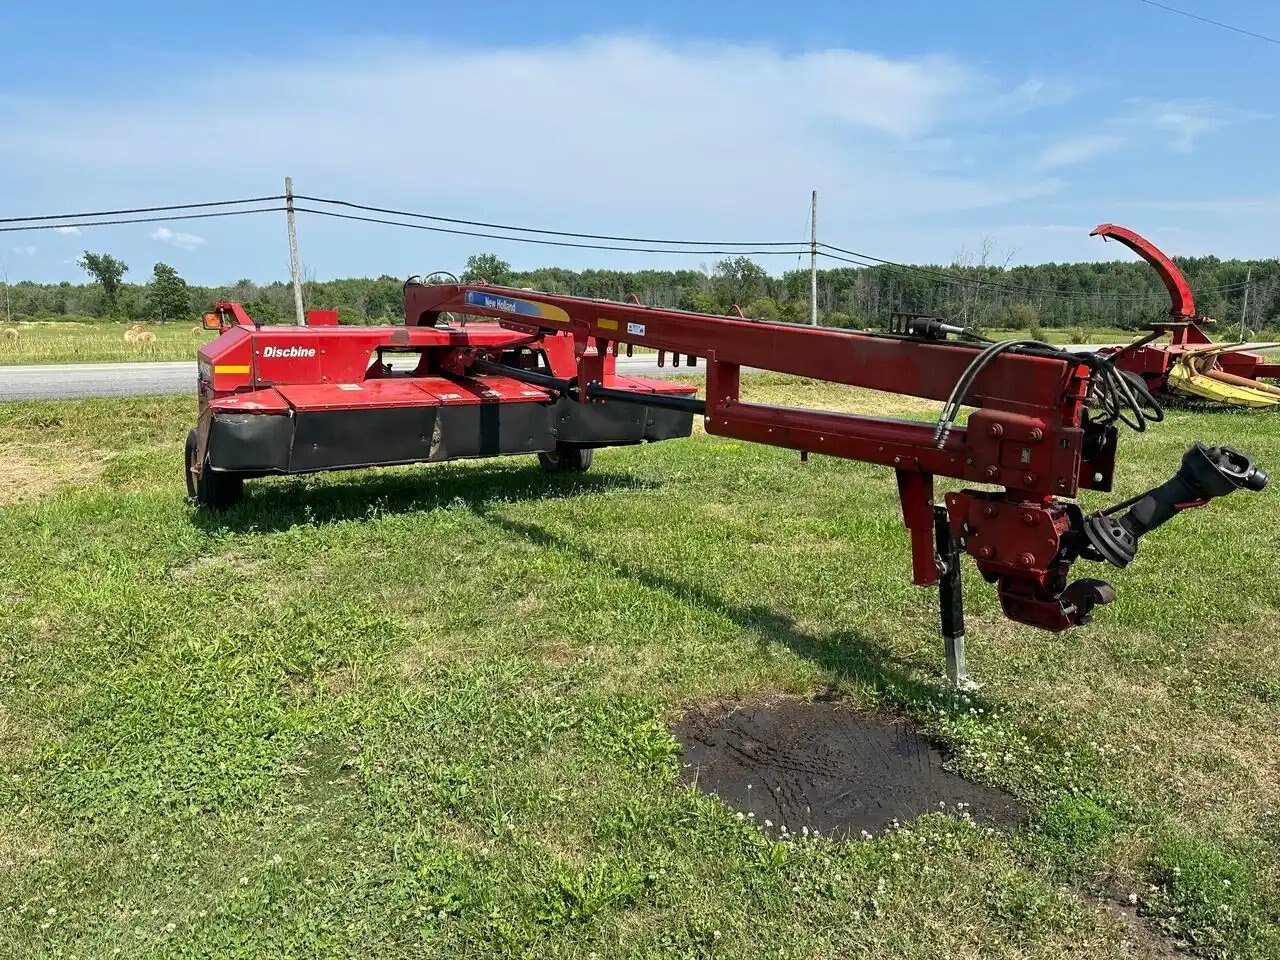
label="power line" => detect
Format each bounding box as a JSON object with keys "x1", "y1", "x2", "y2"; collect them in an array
[
  {"x1": 294, "y1": 195, "x2": 798, "y2": 247},
  {"x1": 295, "y1": 206, "x2": 810, "y2": 256},
  {"x1": 1131, "y1": 0, "x2": 1280, "y2": 46},
  {"x1": 294, "y1": 195, "x2": 1256, "y2": 301},
  {"x1": 0, "y1": 190, "x2": 1257, "y2": 305},
  {"x1": 0, "y1": 195, "x2": 286, "y2": 225},
  {"x1": 0, "y1": 207, "x2": 287, "y2": 234}
]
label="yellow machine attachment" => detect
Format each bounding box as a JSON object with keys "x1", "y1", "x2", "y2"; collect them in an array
[{"x1": 1166, "y1": 343, "x2": 1280, "y2": 409}]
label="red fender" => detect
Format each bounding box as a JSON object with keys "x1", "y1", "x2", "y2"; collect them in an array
[
  {"x1": 1090, "y1": 223, "x2": 1195, "y2": 319},
  {"x1": 211, "y1": 300, "x2": 257, "y2": 328}
]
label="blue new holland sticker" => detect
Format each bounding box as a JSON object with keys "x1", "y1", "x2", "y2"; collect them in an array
[{"x1": 463, "y1": 290, "x2": 569, "y2": 324}]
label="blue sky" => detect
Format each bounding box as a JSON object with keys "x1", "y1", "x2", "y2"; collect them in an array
[{"x1": 1, "y1": 0, "x2": 1276, "y2": 284}]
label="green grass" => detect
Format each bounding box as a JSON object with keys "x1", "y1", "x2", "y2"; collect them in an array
[
  {"x1": 2, "y1": 379, "x2": 1279, "y2": 958},
  {"x1": 0, "y1": 320, "x2": 216, "y2": 364}
]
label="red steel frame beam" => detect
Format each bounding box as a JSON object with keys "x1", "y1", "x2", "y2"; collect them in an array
[
  {"x1": 404, "y1": 283, "x2": 1121, "y2": 643},
  {"x1": 406, "y1": 283, "x2": 1099, "y2": 492}
]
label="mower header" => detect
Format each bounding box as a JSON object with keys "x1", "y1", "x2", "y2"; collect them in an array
[{"x1": 189, "y1": 271, "x2": 1266, "y2": 686}]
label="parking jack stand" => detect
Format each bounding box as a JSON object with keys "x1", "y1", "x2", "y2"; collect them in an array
[{"x1": 933, "y1": 506, "x2": 968, "y2": 689}]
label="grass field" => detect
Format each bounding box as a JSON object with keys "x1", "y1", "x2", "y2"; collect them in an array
[
  {"x1": 0, "y1": 320, "x2": 1135, "y2": 366},
  {"x1": 2, "y1": 378, "x2": 1278, "y2": 958},
  {"x1": 0, "y1": 320, "x2": 217, "y2": 364}
]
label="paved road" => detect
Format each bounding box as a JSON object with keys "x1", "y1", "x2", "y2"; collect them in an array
[
  {"x1": 0, "y1": 357, "x2": 703, "y2": 402},
  {"x1": 0, "y1": 361, "x2": 194, "y2": 402}
]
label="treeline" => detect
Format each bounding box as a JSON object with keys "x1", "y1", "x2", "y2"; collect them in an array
[{"x1": 4, "y1": 249, "x2": 1277, "y2": 332}]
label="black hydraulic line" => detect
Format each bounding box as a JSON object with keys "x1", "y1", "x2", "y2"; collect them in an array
[
  {"x1": 468, "y1": 357, "x2": 706, "y2": 414},
  {"x1": 585, "y1": 382, "x2": 707, "y2": 415},
  {"x1": 470, "y1": 357, "x2": 575, "y2": 394}
]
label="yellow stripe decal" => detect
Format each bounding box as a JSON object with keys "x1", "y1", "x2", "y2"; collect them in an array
[
  {"x1": 214, "y1": 364, "x2": 251, "y2": 374},
  {"x1": 597, "y1": 318, "x2": 619, "y2": 330},
  {"x1": 534, "y1": 302, "x2": 571, "y2": 324}
]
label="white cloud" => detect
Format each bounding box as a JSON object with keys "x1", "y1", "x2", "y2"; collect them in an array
[
  {"x1": 1126, "y1": 97, "x2": 1266, "y2": 153},
  {"x1": 11, "y1": 246, "x2": 37, "y2": 256},
  {"x1": 25, "y1": 37, "x2": 1271, "y2": 268},
  {"x1": 0, "y1": 36, "x2": 1065, "y2": 240},
  {"x1": 151, "y1": 227, "x2": 205, "y2": 251},
  {"x1": 54, "y1": 225, "x2": 81, "y2": 235},
  {"x1": 1035, "y1": 134, "x2": 1127, "y2": 168},
  {"x1": 1030, "y1": 97, "x2": 1262, "y2": 175}
]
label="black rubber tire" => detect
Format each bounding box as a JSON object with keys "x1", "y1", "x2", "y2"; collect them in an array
[
  {"x1": 186, "y1": 429, "x2": 243, "y2": 508},
  {"x1": 537, "y1": 444, "x2": 594, "y2": 473},
  {"x1": 184, "y1": 430, "x2": 199, "y2": 500}
]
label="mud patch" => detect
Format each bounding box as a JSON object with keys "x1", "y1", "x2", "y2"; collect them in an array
[
  {"x1": 1093, "y1": 888, "x2": 1186, "y2": 960},
  {"x1": 676, "y1": 698, "x2": 1025, "y2": 837}
]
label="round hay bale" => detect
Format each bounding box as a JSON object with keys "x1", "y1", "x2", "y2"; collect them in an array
[
  {"x1": 190, "y1": 326, "x2": 204, "y2": 337},
  {"x1": 136, "y1": 330, "x2": 156, "y2": 344},
  {"x1": 2, "y1": 328, "x2": 19, "y2": 343}
]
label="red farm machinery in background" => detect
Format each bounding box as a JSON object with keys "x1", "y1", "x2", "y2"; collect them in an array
[
  {"x1": 190, "y1": 274, "x2": 1266, "y2": 686},
  {"x1": 1093, "y1": 223, "x2": 1280, "y2": 408}
]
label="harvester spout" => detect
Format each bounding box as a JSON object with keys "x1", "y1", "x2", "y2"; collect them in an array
[
  {"x1": 1091, "y1": 222, "x2": 1196, "y2": 318},
  {"x1": 1091, "y1": 223, "x2": 1279, "y2": 410}
]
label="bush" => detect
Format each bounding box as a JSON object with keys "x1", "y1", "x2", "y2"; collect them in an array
[
  {"x1": 743, "y1": 297, "x2": 780, "y2": 321},
  {"x1": 336, "y1": 306, "x2": 370, "y2": 326},
  {"x1": 1007, "y1": 302, "x2": 1041, "y2": 332}
]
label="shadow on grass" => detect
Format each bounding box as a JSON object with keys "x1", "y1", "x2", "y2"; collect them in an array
[
  {"x1": 480, "y1": 511, "x2": 954, "y2": 712},
  {"x1": 192, "y1": 462, "x2": 659, "y2": 534},
  {"x1": 189, "y1": 457, "x2": 957, "y2": 710}
]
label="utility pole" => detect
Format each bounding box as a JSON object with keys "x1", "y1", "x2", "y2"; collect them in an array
[
  {"x1": 809, "y1": 190, "x2": 818, "y2": 325},
  {"x1": 0, "y1": 257, "x2": 10, "y2": 325},
  {"x1": 285, "y1": 176, "x2": 305, "y2": 326},
  {"x1": 1239, "y1": 266, "x2": 1252, "y2": 342}
]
